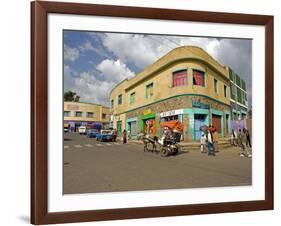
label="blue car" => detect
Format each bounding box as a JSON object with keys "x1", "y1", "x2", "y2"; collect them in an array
[
  {"x1": 87, "y1": 129, "x2": 99, "y2": 138},
  {"x1": 96, "y1": 130, "x2": 113, "y2": 142}
]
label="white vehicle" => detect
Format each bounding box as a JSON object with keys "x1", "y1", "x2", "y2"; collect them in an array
[{"x1": 78, "y1": 126, "x2": 87, "y2": 135}]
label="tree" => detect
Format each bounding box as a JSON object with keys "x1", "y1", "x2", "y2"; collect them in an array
[{"x1": 64, "y1": 91, "x2": 80, "y2": 102}]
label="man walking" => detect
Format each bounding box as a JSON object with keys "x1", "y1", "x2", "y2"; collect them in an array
[
  {"x1": 122, "y1": 129, "x2": 127, "y2": 144},
  {"x1": 207, "y1": 128, "x2": 215, "y2": 156}
]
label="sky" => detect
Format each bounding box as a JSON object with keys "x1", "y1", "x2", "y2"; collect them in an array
[{"x1": 64, "y1": 30, "x2": 252, "y2": 108}]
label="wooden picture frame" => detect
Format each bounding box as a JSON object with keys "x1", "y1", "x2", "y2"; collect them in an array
[{"x1": 31, "y1": 1, "x2": 274, "y2": 224}]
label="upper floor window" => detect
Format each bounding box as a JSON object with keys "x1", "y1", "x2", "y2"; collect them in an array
[
  {"x1": 75, "y1": 111, "x2": 82, "y2": 117},
  {"x1": 64, "y1": 111, "x2": 70, "y2": 117},
  {"x1": 111, "y1": 99, "x2": 114, "y2": 108},
  {"x1": 224, "y1": 85, "x2": 227, "y2": 97},
  {"x1": 130, "y1": 92, "x2": 136, "y2": 104},
  {"x1": 214, "y1": 79, "x2": 218, "y2": 94},
  {"x1": 102, "y1": 113, "x2": 106, "y2": 119},
  {"x1": 87, "y1": 112, "x2": 94, "y2": 118},
  {"x1": 118, "y1": 94, "x2": 122, "y2": 105},
  {"x1": 193, "y1": 70, "x2": 205, "y2": 87},
  {"x1": 172, "y1": 70, "x2": 187, "y2": 87},
  {"x1": 146, "y1": 83, "x2": 153, "y2": 98}
]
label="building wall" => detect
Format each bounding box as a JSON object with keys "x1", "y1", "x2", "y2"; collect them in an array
[
  {"x1": 227, "y1": 67, "x2": 249, "y2": 119},
  {"x1": 125, "y1": 60, "x2": 230, "y2": 113},
  {"x1": 64, "y1": 101, "x2": 110, "y2": 124},
  {"x1": 109, "y1": 46, "x2": 236, "y2": 140},
  {"x1": 125, "y1": 95, "x2": 231, "y2": 141}
]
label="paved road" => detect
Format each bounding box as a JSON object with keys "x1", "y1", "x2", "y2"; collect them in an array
[{"x1": 63, "y1": 133, "x2": 252, "y2": 194}]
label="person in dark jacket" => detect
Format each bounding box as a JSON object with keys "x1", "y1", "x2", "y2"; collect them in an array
[{"x1": 122, "y1": 129, "x2": 127, "y2": 144}]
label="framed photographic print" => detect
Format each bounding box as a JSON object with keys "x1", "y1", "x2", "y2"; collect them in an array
[{"x1": 31, "y1": 1, "x2": 274, "y2": 224}]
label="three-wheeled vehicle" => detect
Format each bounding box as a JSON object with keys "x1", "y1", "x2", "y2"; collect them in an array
[{"x1": 143, "y1": 120, "x2": 183, "y2": 157}]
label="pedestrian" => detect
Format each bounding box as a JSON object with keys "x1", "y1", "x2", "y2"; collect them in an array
[
  {"x1": 207, "y1": 128, "x2": 215, "y2": 156},
  {"x1": 238, "y1": 128, "x2": 248, "y2": 157},
  {"x1": 231, "y1": 129, "x2": 237, "y2": 146},
  {"x1": 245, "y1": 129, "x2": 252, "y2": 148},
  {"x1": 200, "y1": 132, "x2": 207, "y2": 153},
  {"x1": 122, "y1": 129, "x2": 127, "y2": 144},
  {"x1": 112, "y1": 129, "x2": 117, "y2": 142},
  {"x1": 243, "y1": 128, "x2": 252, "y2": 157},
  {"x1": 213, "y1": 128, "x2": 219, "y2": 152}
]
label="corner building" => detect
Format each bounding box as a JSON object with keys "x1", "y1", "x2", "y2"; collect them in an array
[{"x1": 109, "y1": 46, "x2": 232, "y2": 141}]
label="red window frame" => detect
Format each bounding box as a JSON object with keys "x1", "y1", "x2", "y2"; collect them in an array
[
  {"x1": 193, "y1": 70, "x2": 205, "y2": 87},
  {"x1": 172, "y1": 70, "x2": 187, "y2": 87}
]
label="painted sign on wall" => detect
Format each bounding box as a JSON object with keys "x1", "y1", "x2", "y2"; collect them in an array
[
  {"x1": 192, "y1": 100, "x2": 210, "y2": 109},
  {"x1": 160, "y1": 109, "x2": 183, "y2": 118}
]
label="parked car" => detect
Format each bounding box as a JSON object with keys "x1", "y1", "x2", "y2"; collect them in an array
[
  {"x1": 87, "y1": 129, "x2": 99, "y2": 138},
  {"x1": 96, "y1": 130, "x2": 113, "y2": 142},
  {"x1": 64, "y1": 123, "x2": 69, "y2": 133},
  {"x1": 78, "y1": 126, "x2": 87, "y2": 135}
]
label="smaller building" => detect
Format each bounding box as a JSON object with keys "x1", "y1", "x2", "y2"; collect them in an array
[
  {"x1": 64, "y1": 101, "x2": 110, "y2": 131},
  {"x1": 227, "y1": 67, "x2": 249, "y2": 120}
]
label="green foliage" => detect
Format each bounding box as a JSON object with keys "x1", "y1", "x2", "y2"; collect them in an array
[{"x1": 64, "y1": 90, "x2": 80, "y2": 102}]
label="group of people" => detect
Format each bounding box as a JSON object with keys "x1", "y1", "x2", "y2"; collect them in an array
[
  {"x1": 231, "y1": 128, "x2": 252, "y2": 157},
  {"x1": 200, "y1": 125, "x2": 219, "y2": 156}
]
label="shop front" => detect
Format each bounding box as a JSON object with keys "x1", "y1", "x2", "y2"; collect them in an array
[
  {"x1": 126, "y1": 117, "x2": 138, "y2": 139},
  {"x1": 141, "y1": 109, "x2": 156, "y2": 136},
  {"x1": 211, "y1": 109, "x2": 224, "y2": 137},
  {"x1": 160, "y1": 109, "x2": 184, "y2": 140}
]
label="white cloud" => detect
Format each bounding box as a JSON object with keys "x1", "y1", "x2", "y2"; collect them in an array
[
  {"x1": 101, "y1": 34, "x2": 166, "y2": 68},
  {"x1": 96, "y1": 59, "x2": 135, "y2": 83},
  {"x1": 73, "y1": 72, "x2": 115, "y2": 105},
  {"x1": 79, "y1": 40, "x2": 111, "y2": 58},
  {"x1": 63, "y1": 59, "x2": 134, "y2": 106},
  {"x1": 64, "y1": 44, "x2": 80, "y2": 62}
]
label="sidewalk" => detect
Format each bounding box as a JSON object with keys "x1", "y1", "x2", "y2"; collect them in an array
[{"x1": 128, "y1": 137, "x2": 232, "y2": 150}]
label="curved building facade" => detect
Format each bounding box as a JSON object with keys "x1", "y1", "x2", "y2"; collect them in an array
[{"x1": 109, "y1": 46, "x2": 232, "y2": 141}]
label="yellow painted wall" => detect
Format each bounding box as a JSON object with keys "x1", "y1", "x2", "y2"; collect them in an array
[
  {"x1": 109, "y1": 46, "x2": 230, "y2": 115},
  {"x1": 112, "y1": 113, "x2": 126, "y2": 131},
  {"x1": 64, "y1": 102, "x2": 110, "y2": 123},
  {"x1": 109, "y1": 80, "x2": 128, "y2": 115}
]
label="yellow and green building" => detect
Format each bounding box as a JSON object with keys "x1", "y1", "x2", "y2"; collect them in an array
[
  {"x1": 109, "y1": 46, "x2": 239, "y2": 141},
  {"x1": 64, "y1": 101, "x2": 110, "y2": 131}
]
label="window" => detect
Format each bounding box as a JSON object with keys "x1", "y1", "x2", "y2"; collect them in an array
[
  {"x1": 244, "y1": 92, "x2": 248, "y2": 100},
  {"x1": 87, "y1": 112, "x2": 94, "y2": 118},
  {"x1": 236, "y1": 74, "x2": 241, "y2": 87},
  {"x1": 229, "y1": 69, "x2": 234, "y2": 81},
  {"x1": 241, "y1": 80, "x2": 246, "y2": 91},
  {"x1": 214, "y1": 79, "x2": 218, "y2": 93},
  {"x1": 237, "y1": 87, "x2": 242, "y2": 103},
  {"x1": 118, "y1": 94, "x2": 122, "y2": 105},
  {"x1": 130, "y1": 92, "x2": 136, "y2": 104},
  {"x1": 172, "y1": 70, "x2": 187, "y2": 87},
  {"x1": 75, "y1": 111, "x2": 82, "y2": 117},
  {"x1": 111, "y1": 99, "x2": 114, "y2": 108},
  {"x1": 102, "y1": 113, "x2": 106, "y2": 119},
  {"x1": 146, "y1": 83, "x2": 153, "y2": 98},
  {"x1": 224, "y1": 85, "x2": 227, "y2": 97},
  {"x1": 64, "y1": 111, "x2": 70, "y2": 117},
  {"x1": 193, "y1": 70, "x2": 205, "y2": 87},
  {"x1": 230, "y1": 83, "x2": 236, "y2": 99}
]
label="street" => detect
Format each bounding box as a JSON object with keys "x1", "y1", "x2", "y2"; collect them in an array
[{"x1": 63, "y1": 133, "x2": 252, "y2": 194}]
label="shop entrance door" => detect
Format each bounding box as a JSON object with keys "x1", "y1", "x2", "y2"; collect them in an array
[
  {"x1": 194, "y1": 114, "x2": 206, "y2": 140},
  {"x1": 129, "y1": 121, "x2": 137, "y2": 137},
  {"x1": 212, "y1": 114, "x2": 222, "y2": 134},
  {"x1": 117, "y1": 121, "x2": 122, "y2": 137},
  {"x1": 225, "y1": 114, "x2": 229, "y2": 135}
]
